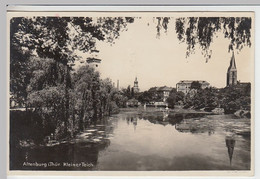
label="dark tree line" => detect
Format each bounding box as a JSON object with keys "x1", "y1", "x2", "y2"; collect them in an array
[
  {"x1": 182, "y1": 84, "x2": 251, "y2": 114},
  {"x1": 10, "y1": 16, "x2": 134, "y2": 142}
]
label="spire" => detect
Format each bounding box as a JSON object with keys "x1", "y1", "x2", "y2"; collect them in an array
[
  {"x1": 226, "y1": 51, "x2": 238, "y2": 86},
  {"x1": 133, "y1": 77, "x2": 139, "y2": 92},
  {"x1": 230, "y1": 51, "x2": 236, "y2": 70}
]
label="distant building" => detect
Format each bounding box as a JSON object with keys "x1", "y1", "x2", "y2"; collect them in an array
[
  {"x1": 237, "y1": 82, "x2": 250, "y2": 87},
  {"x1": 176, "y1": 80, "x2": 210, "y2": 95},
  {"x1": 133, "y1": 77, "x2": 139, "y2": 93},
  {"x1": 226, "y1": 51, "x2": 237, "y2": 86},
  {"x1": 86, "y1": 57, "x2": 101, "y2": 70},
  {"x1": 157, "y1": 86, "x2": 173, "y2": 102}
]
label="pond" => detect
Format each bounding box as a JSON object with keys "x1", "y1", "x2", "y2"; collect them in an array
[{"x1": 10, "y1": 107, "x2": 251, "y2": 171}]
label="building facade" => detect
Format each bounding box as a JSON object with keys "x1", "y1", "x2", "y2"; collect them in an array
[
  {"x1": 226, "y1": 52, "x2": 237, "y2": 86},
  {"x1": 86, "y1": 57, "x2": 101, "y2": 70},
  {"x1": 176, "y1": 80, "x2": 210, "y2": 95},
  {"x1": 157, "y1": 86, "x2": 173, "y2": 102}
]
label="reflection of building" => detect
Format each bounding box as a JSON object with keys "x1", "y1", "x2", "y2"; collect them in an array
[
  {"x1": 176, "y1": 80, "x2": 210, "y2": 95},
  {"x1": 126, "y1": 117, "x2": 138, "y2": 131},
  {"x1": 226, "y1": 51, "x2": 237, "y2": 86},
  {"x1": 133, "y1": 77, "x2": 139, "y2": 93},
  {"x1": 157, "y1": 86, "x2": 173, "y2": 102}
]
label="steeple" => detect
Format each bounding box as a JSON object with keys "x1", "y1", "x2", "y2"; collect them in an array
[
  {"x1": 228, "y1": 51, "x2": 236, "y2": 71},
  {"x1": 133, "y1": 77, "x2": 139, "y2": 93},
  {"x1": 134, "y1": 77, "x2": 138, "y2": 85},
  {"x1": 226, "y1": 51, "x2": 237, "y2": 86}
]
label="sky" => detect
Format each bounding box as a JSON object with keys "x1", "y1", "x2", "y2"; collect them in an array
[{"x1": 77, "y1": 16, "x2": 254, "y2": 91}]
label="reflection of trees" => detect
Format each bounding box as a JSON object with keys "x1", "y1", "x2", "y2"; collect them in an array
[
  {"x1": 11, "y1": 117, "x2": 114, "y2": 170},
  {"x1": 141, "y1": 112, "x2": 210, "y2": 130},
  {"x1": 12, "y1": 137, "x2": 111, "y2": 170},
  {"x1": 225, "y1": 136, "x2": 236, "y2": 166},
  {"x1": 124, "y1": 112, "x2": 215, "y2": 135},
  {"x1": 175, "y1": 116, "x2": 215, "y2": 135}
]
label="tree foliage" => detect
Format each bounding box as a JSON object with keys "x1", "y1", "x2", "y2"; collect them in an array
[
  {"x1": 10, "y1": 16, "x2": 134, "y2": 142},
  {"x1": 182, "y1": 84, "x2": 251, "y2": 113},
  {"x1": 10, "y1": 16, "x2": 134, "y2": 104},
  {"x1": 156, "y1": 17, "x2": 252, "y2": 61},
  {"x1": 166, "y1": 89, "x2": 185, "y2": 108},
  {"x1": 190, "y1": 81, "x2": 202, "y2": 90}
]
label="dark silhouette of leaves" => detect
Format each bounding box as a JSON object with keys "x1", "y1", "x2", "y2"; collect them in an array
[{"x1": 156, "y1": 17, "x2": 252, "y2": 61}]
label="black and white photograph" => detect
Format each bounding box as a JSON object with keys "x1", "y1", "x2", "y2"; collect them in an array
[{"x1": 8, "y1": 11, "x2": 254, "y2": 175}]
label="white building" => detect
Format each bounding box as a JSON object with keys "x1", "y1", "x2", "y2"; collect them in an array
[
  {"x1": 86, "y1": 57, "x2": 101, "y2": 71},
  {"x1": 176, "y1": 80, "x2": 210, "y2": 95}
]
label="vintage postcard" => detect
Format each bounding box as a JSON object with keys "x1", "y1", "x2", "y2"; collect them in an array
[{"x1": 7, "y1": 10, "x2": 254, "y2": 176}]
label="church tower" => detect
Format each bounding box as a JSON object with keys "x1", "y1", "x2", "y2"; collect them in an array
[
  {"x1": 86, "y1": 50, "x2": 101, "y2": 71},
  {"x1": 133, "y1": 77, "x2": 139, "y2": 93},
  {"x1": 86, "y1": 57, "x2": 101, "y2": 70},
  {"x1": 226, "y1": 51, "x2": 237, "y2": 86}
]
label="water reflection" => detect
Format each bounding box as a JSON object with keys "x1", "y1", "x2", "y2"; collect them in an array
[
  {"x1": 126, "y1": 117, "x2": 138, "y2": 131},
  {"x1": 10, "y1": 108, "x2": 250, "y2": 171},
  {"x1": 226, "y1": 136, "x2": 236, "y2": 166},
  {"x1": 140, "y1": 111, "x2": 215, "y2": 135},
  {"x1": 10, "y1": 118, "x2": 115, "y2": 170}
]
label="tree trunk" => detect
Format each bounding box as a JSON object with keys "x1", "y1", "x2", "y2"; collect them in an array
[
  {"x1": 64, "y1": 65, "x2": 70, "y2": 135},
  {"x1": 79, "y1": 91, "x2": 86, "y2": 131},
  {"x1": 92, "y1": 88, "x2": 98, "y2": 124}
]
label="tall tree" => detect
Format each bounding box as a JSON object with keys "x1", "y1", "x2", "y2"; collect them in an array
[
  {"x1": 10, "y1": 16, "x2": 134, "y2": 130},
  {"x1": 10, "y1": 16, "x2": 134, "y2": 97}
]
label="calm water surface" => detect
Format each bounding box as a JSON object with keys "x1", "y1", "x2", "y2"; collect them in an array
[{"x1": 10, "y1": 108, "x2": 251, "y2": 170}]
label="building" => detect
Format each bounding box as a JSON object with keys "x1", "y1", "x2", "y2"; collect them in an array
[
  {"x1": 157, "y1": 86, "x2": 173, "y2": 102},
  {"x1": 226, "y1": 51, "x2": 237, "y2": 86},
  {"x1": 176, "y1": 80, "x2": 210, "y2": 95},
  {"x1": 86, "y1": 57, "x2": 101, "y2": 70},
  {"x1": 133, "y1": 77, "x2": 139, "y2": 93}
]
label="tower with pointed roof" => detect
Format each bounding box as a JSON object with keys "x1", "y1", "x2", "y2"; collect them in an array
[
  {"x1": 226, "y1": 52, "x2": 237, "y2": 86},
  {"x1": 133, "y1": 77, "x2": 139, "y2": 93}
]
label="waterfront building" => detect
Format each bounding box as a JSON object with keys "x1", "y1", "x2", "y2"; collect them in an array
[
  {"x1": 226, "y1": 51, "x2": 238, "y2": 86},
  {"x1": 157, "y1": 86, "x2": 173, "y2": 102},
  {"x1": 176, "y1": 80, "x2": 210, "y2": 95}
]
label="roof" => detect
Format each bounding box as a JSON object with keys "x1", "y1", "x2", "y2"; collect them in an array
[
  {"x1": 177, "y1": 80, "x2": 210, "y2": 85},
  {"x1": 86, "y1": 57, "x2": 101, "y2": 63},
  {"x1": 237, "y1": 82, "x2": 250, "y2": 87},
  {"x1": 157, "y1": 86, "x2": 173, "y2": 91},
  {"x1": 227, "y1": 51, "x2": 237, "y2": 72}
]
